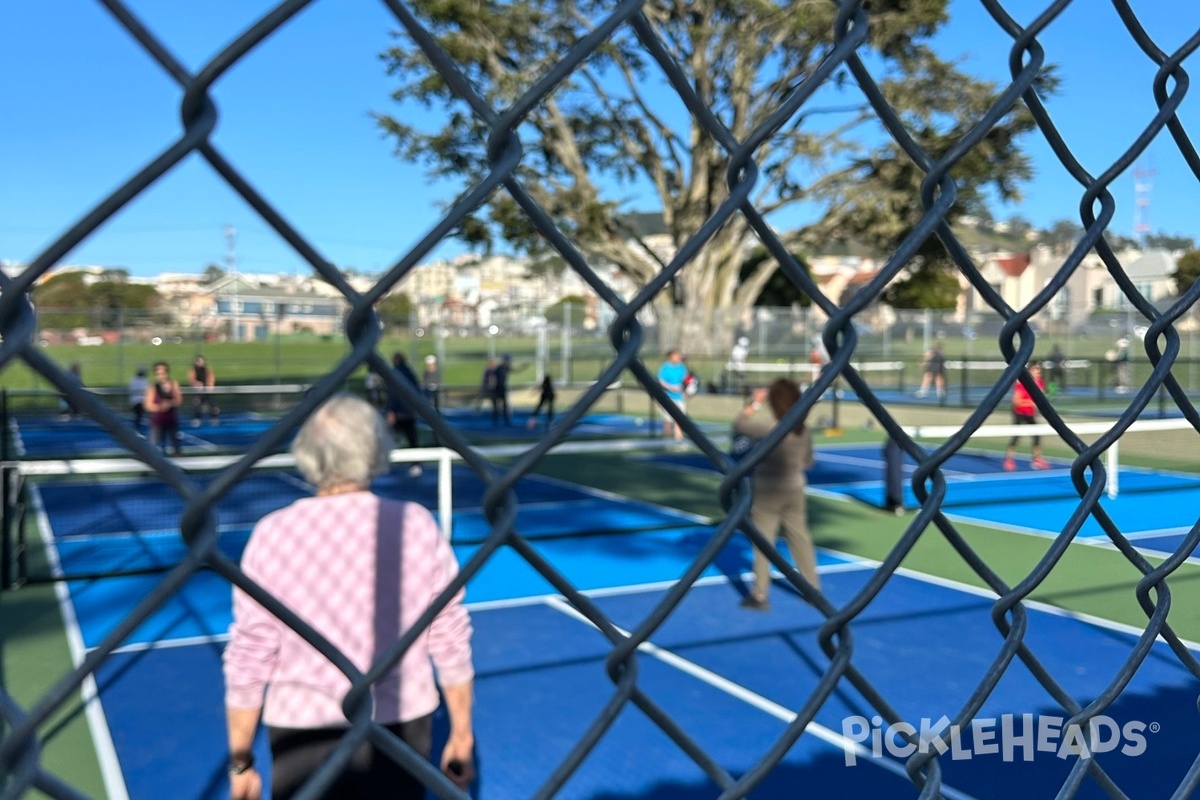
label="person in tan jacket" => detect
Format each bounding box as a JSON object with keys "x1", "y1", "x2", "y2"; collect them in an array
[{"x1": 733, "y1": 378, "x2": 818, "y2": 611}]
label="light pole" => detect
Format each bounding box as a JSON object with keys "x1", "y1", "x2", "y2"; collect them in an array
[{"x1": 225, "y1": 225, "x2": 239, "y2": 342}]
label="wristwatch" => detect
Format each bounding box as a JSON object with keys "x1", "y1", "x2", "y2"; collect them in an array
[{"x1": 229, "y1": 752, "x2": 255, "y2": 775}]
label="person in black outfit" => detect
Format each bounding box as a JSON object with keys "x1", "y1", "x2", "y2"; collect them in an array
[
  {"x1": 128, "y1": 367, "x2": 149, "y2": 430},
  {"x1": 491, "y1": 354, "x2": 514, "y2": 426},
  {"x1": 526, "y1": 375, "x2": 556, "y2": 430},
  {"x1": 188, "y1": 355, "x2": 220, "y2": 426},
  {"x1": 386, "y1": 353, "x2": 423, "y2": 477}
]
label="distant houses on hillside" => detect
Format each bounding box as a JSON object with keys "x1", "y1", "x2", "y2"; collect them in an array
[{"x1": 11, "y1": 239, "x2": 1191, "y2": 344}]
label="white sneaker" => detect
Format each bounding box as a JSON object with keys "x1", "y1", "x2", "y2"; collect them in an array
[{"x1": 408, "y1": 464, "x2": 423, "y2": 478}]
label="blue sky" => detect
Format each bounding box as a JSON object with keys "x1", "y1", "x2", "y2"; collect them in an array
[{"x1": 2, "y1": 1, "x2": 1198, "y2": 279}]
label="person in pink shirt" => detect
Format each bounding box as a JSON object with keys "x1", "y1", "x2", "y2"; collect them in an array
[{"x1": 223, "y1": 393, "x2": 475, "y2": 799}]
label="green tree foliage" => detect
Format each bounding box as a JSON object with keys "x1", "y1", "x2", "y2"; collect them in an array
[
  {"x1": 544, "y1": 294, "x2": 588, "y2": 325},
  {"x1": 882, "y1": 240, "x2": 961, "y2": 309},
  {"x1": 376, "y1": 1, "x2": 1045, "y2": 350},
  {"x1": 738, "y1": 249, "x2": 812, "y2": 307},
  {"x1": 376, "y1": 291, "x2": 413, "y2": 327},
  {"x1": 1040, "y1": 219, "x2": 1084, "y2": 254},
  {"x1": 202, "y1": 264, "x2": 226, "y2": 284},
  {"x1": 34, "y1": 270, "x2": 163, "y2": 330},
  {"x1": 1174, "y1": 250, "x2": 1200, "y2": 297},
  {"x1": 1145, "y1": 233, "x2": 1196, "y2": 252}
]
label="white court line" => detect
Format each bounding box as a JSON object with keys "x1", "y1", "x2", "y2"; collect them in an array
[
  {"x1": 30, "y1": 485, "x2": 130, "y2": 800},
  {"x1": 541, "y1": 594, "x2": 982, "y2": 800},
  {"x1": 815, "y1": 450, "x2": 973, "y2": 479},
  {"x1": 95, "y1": 560, "x2": 877, "y2": 655},
  {"x1": 905, "y1": 503, "x2": 1200, "y2": 568},
  {"x1": 522, "y1": 471, "x2": 713, "y2": 525},
  {"x1": 817, "y1": 545, "x2": 1200, "y2": 653},
  {"x1": 176, "y1": 431, "x2": 220, "y2": 452}
]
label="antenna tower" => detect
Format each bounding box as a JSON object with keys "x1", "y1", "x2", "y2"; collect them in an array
[
  {"x1": 225, "y1": 225, "x2": 240, "y2": 342},
  {"x1": 1133, "y1": 167, "x2": 1156, "y2": 246}
]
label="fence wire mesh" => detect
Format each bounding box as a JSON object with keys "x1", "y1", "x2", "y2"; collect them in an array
[{"x1": 3, "y1": 1, "x2": 1200, "y2": 798}]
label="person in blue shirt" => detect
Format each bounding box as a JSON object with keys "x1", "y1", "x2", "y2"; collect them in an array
[{"x1": 657, "y1": 349, "x2": 688, "y2": 442}]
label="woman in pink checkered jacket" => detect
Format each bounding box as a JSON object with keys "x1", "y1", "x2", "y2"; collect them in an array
[{"x1": 223, "y1": 393, "x2": 475, "y2": 799}]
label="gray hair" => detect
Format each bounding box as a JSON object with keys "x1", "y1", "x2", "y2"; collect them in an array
[{"x1": 291, "y1": 393, "x2": 391, "y2": 491}]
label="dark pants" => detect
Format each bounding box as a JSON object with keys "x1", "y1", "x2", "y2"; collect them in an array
[
  {"x1": 491, "y1": 390, "x2": 510, "y2": 425},
  {"x1": 268, "y1": 715, "x2": 433, "y2": 800},
  {"x1": 1008, "y1": 412, "x2": 1040, "y2": 446},
  {"x1": 194, "y1": 390, "x2": 219, "y2": 422},
  {"x1": 530, "y1": 396, "x2": 554, "y2": 426},
  {"x1": 149, "y1": 419, "x2": 180, "y2": 455},
  {"x1": 392, "y1": 417, "x2": 418, "y2": 449}
]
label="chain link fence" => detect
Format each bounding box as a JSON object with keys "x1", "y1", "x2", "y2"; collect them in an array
[{"x1": 4, "y1": 1, "x2": 1200, "y2": 798}]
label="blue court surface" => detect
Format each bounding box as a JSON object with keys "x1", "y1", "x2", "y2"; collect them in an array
[
  {"x1": 647, "y1": 444, "x2": 1200, "y2": 565},
  {"x1": 28, "y1": 449, "x2": 1200, "y2": 799},
  {"x1": 435, "y1": 407, "x2": 727, "y2": 441},
  {"x1": 8, "y1": 409, "x2": 723, "y2": 458},
  {"x1": 7, "y1": 412, "x2": 291, "y2": 458}
]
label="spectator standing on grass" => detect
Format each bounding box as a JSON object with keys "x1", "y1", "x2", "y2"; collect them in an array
[
  {"x1": 657, "y1": 349, "x2": 688, "y2": 442},
  {"x1": 387, "y1": 353, "x2": 424, "y2": 478},
  {"x1": 727, "y1": 336, "x2": 750, "y2": 392},
  {"x1": 915, "y1": 343, "x2": 946, "y2": 399},
  {"x1": 1004, "y1": 362, "x2": 1051, "y2": 472},
  {"x1": 733, "y1": 379, "x2": 818, "y2": 611},
  {"x1": 223, "y1": 393, "x2": 475, "y2": 800},
  {"x1": 1113, "y1": 338, "x2": 1131, "y2": 393},
  {"x1": 188, "y1": 355, "x2": 220, "y2": 426},
  {"x1": 128, "y1": 366, "x2": 149, "y2": 430},
  {"x1": 144, "y1": 361, "x2": 183, "y2": 455},
  {"x1": 422, "y1": 354, "x2": 442, "y2": 411}
]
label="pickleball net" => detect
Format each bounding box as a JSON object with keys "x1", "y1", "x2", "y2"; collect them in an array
[
  {"x1": 0, "y1": 436, "x2": 710, "y2": 587},
  {"x1": 895, "y1": 416, "x2": 1200, "y2": 507}
]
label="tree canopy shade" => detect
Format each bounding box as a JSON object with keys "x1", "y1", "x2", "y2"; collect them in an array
[
  {"x1": 376, "y1": 291, "x2": 414, "y2": 326},
  {"x1": 1174, "y1": 250, "x2": 1200, "y2": 297},
  {"x1": 33, "y1": 270, "x2": 163, "y2": 330},
  {"x1": 377, "y1": 1, "x2": 1047, "y2": 348}
]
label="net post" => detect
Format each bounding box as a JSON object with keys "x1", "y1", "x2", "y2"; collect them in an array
[
  {"x1": 958, "y1": 355, "x2": 967, "y2": 406},
  {"x1": 0, "y1": 388, "x2": 8, "y2": 462},
  {"x1": 1, "y1": 464, "x2": 10, "y2": 589},
  {"x1": 1107, "y1": 440, "x2": 1119, "y2": 499},
  {"x1": 438, "y1": 448, "x2": 453, "y2": 540}
]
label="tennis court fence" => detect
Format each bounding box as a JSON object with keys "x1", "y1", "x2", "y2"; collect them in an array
[{"x1": 8, "y1": 1, "x2": 1200, "y2": 798}]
